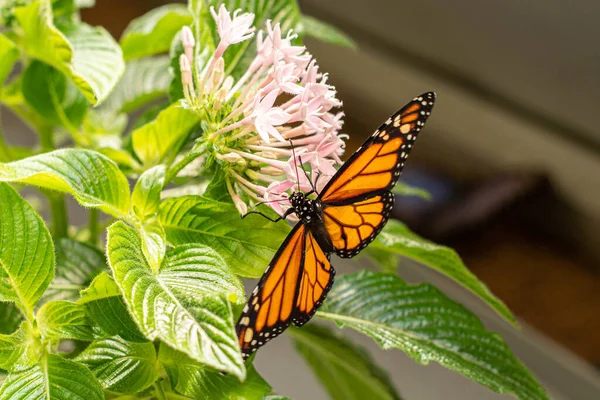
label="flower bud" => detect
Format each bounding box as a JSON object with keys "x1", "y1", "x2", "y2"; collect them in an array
[
  {"x1": 181, "y1": 26, "x2": 195, "y2": 64},
  {"x1": 245, "y1": 169, "x2": 260, "y2": 181},
  {"x1": 232, "y1": 193, "x2": 247, "y2": 215}
]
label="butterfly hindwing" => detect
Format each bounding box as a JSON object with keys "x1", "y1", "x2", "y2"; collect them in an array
[
  {"x1": 237, "y1": 224, "x2": 306, "y2": 359},
  {"x1": 292, "y1": 230, "x2": 335, "y2": 326}
]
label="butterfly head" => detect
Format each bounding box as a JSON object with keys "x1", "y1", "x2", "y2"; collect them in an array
[{"x1": 290, "y1": 191, "x2": 317, "y2": 223}]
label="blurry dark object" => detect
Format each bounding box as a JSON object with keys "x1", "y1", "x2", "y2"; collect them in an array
[{"x1": 393, "y1": 169, "x2": 600, "y2": 363}]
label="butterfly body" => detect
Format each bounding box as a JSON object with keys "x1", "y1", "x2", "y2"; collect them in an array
[{"x1": 237, "y1": 92, "x2": 436, "y2": 359}]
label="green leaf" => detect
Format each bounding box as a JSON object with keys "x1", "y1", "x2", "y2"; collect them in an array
[
  {"x1": 298, "y1": 15, "x2": 357, "y2": 49},
  {"x1": 0, "y1": 325, "x2": 33, "y2": 372},
  {"x1": 132, "y1": 165, "x2": 166, "y2": 219},
  {"x1": 81, "y1": 108, "x2": 127, "y2": 150},
  {"x1": 0, "y1": 354, "x2": 103, "y2": 400},
  {"x1": 0, "y1": 303, "x2": 23, "y2": 335},
  {"x1": 120, "y1": 4, "x2": 193, "y2": 60},
  {"x1": 14, "y1": 1, "x2": 124, "y2": 105},
  {"x1": 317, "y1": 271, "x2": 548, "y2": 400},
  {"x1": 76, "y1": 336, "x2": 157, "y2": 393},
  {"x1": 138, "y1": 221, "x2": 167, "y2": 272},
  {"x1": 37, "y1": 300, "x2": 96, "y2": 341},
  {"x1": 0, "y1": 34, "x2": 18, "y2": 84},
  {"x1": 365, "y1": 220, "x2": 516, "y2": 325},
  {"x1": 102, "y1": 56, "x2": 171, "y2": 113},
  {"x1": 79, "y1": 272, "x2": 146, "y2": 343},
  {"x1": 262, "y1": 397, "x2": 291, "y2": 400},
  {"x1": 21, "y1": 60, "x2": 87, "y2": 128},
  {"x1": 290, "y1": 324, "x2": 401, "y2": 400},
  {"x1": 132, "y1": 103, "x2": 200, "y2": 167},
  {"x1": 159, "y1": 343, "x2": 270, "y2": 400},
  {"x1": 0, "y1": 149, "x2": 131, "y2": 218},
  {"x1": 43, "y1": 239, "x2": 106, "y2": 303},
  {"x1": 106, "y1": 222, "x2": 245, "y2": 378},
  {"x1": 0, "y1": 183, "x2": 54, "y2": 318},
  {"x1": 159, "y1": 195, "x2": 290, "y2": 277},
  {"x1": 392, "y1": 182, "x2": 431, "y2": 200}
]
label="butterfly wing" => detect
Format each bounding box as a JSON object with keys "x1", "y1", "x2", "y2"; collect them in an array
[
  {"x1": 236, "y1": 223, "x2": 335, "y2": 359},
  {"x1": 292, "y1": 230, "x2": 335, "y2": 327},
  {"x1": 236, "y1": 223, "x2": 306, "y2": 359},
  {"x1": 319, "y1": 92, "x2": 435, "y2": 258}
]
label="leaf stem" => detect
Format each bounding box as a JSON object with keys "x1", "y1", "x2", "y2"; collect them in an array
[
  {"x1": 154, "y1": 382, "x2": 167, "y2": 400},
  {"x1": 89, "y1": 208, "x2": 99, "y2": 245},
  {"x1": 165, "y1": 151, "x2": 201, "y2": 183},
  {"x1": 48, "y1": 192, "x2": 68, "y2": 239}
]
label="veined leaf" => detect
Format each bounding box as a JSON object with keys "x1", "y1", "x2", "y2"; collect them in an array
[
  {"x1": 138, "y1": 221, "x2": 167, "y2": 272},
  {"x1": 366, "y1": 220, "x2": 516, "y2": 325},
  {"x1": 0, "y1": 149, "x2": 131, "y2": 218},
  {"x1": 43, "y1": 239, "x2": 106, "y2": 303},
  {"x1": 120, "y1": 4, "x2": 192, "y2": 60},
  {"x1": 159, "y1": 343, "x2": 270, "y2": 400},
  {"x1": 132, "y1": 103, "x2": 200, "y2": 167},
  {"x1": 14, "y1": 1, "x2": 124, "y2": 105},
  {"x1": 159, "y1": 195, "x2": 290, "y2": 277},
  {"x1": 0, "y1": 325, "x2": 32, "y2": 372},
  {"x1": 79, "y1": 272, "x2": 145, "y2": 343},
  {"x1": 290, "y1": 324, "x2": 401, "y2": 400},
  {"x1": 102, "y1": 56, "x2": 171, "y2": 113},
  {"x1": 0, "y1": 183, "x2": 54, "y2": 318},
  {"x1": 76, "y1": 336, "x2": 157, "y2": 393},
  {"x1": 37, "y1": 301, "x2": 96, "y2": 341},
  {"x1": 81, "y1": 108, "x2": 127, "y2": 150},
  {"x1": 317, "y1": 271, "x2": 548, "y2": 400},
  {"x1": 132, "y1": 165, "x2": 166, "y2": 219},
  {"x1": 0, "y1": 34, "x2": 18, "y2": 84},
  {"x1": 0, "y1": 354, "x2": 103, "y2": 400},
  {"x1": 107, "y1": 222, "x2": 245, "y2": 378},
  {"x1": 298, "y1": 15, "x2": 356, "y2": 49}
]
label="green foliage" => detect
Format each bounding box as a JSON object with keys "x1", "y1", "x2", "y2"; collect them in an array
[
  {"x1": 291, "y1": 324, "x2": 401, "y2": 400},
  {"x1": 160, "y1": 196, "x2": 290, "y2": 277},
  {"x1": 365, "y1": 220, "x2": 517, "y2": 325},
  {"x1": 107, "y1": 222, "x2": 245, "y2": 378},
  {"x1": 159, "y1": 343, "x2": 271, "y2": 400},
  {"x1": 317, "y1": 271, "x2": 548, "y2": 400},
  {"x1": 0, "y1": 0, "x2": 546, "y2": 399},
  {"x1": 120, "y1": 4, "x2": 193, "y2": 60}
]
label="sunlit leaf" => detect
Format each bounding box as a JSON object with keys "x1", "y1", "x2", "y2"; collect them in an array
[
  {"x1": 0, "y1": 149, "x2": 131, "y2": 218},
  {"x1": 159, "y1": 195, "x2": 290, "y2": 277},
  {"x1": 132, "y1": 103, "x2": 200, "y2": 167},
  {"x1": 77, "y1": 336, "x2": 157, "y2": 393},
  {"x1": 0, "y1": 183, "x2": 54, "y2": 318},
  {"x1": 290, "y1": 324, "x2": 401, "y2": 400},
  {"x1": 120, "y1": 4, "x2": 192, "y2": 60},
  {"x1": 107, "y1": 222, "x2": 245, "y2": 378},
  {"x1": 317, "y1": 271, "x2": 548, "y2": 400},
  {"x1": 132, "y1": 165, "x2": 166, "y2": 219},
  {"x1": 14, "y1": 1, "x2": 124, "y2": 105},
  {"x1": 37, "y1": 301, "x2": 96, "y2": 341},
  {"x1": 393, "y1": 182, "x2": 431, "y2": 200},
  {"x1": 0, "y1": 325, "x2": 33, "y2": 372},
  {"x1": 159, "y1": 343, "x2": 270, "y2": 400},
  {"x1": 0, "y1": 354, "x2": 103, "y2": 400},
  {"x1": 365, "y1": 220, "x2": 516, "y2": 325},
  {"x1": 0, "y1": 34, "x2": 18, "y2": 83}
]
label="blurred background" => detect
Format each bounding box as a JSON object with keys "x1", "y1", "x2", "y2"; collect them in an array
[{"x1": 11, "y1": 0, "x2": 600, "y2": 398}]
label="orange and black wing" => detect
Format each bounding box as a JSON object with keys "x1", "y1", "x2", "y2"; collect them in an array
[
  {"x1": 292, "y1": 230, "x2": 335, "y2": 327},
  {"x1": 319, "y1": 92, "x2": 435, "y2": 257},
  {"x1": 236, "y1": 225, "x2": 335, "y2": 359}
]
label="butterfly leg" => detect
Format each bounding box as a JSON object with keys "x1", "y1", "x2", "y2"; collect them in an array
[{"x1": 242, "y1": 207, "x2": 294, "y2": 223}]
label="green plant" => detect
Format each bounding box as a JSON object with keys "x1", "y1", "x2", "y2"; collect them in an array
[{"x1": 0, "y1": 1, "x2": 548, "y2": 399}]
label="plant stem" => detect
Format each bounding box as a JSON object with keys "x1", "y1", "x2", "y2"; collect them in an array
[
  {"x1": 165, "y1": 150, "x2": 202, "y2": 183},
  {"x1": 88, "y1": 208, "x2": 98, "y2": 246},
  {"x1": 154, "y1": 382, "x2": 167, "y2": 400},
  {"x1": 48, "y1": 193, "x2": 68, "y2": 239}
]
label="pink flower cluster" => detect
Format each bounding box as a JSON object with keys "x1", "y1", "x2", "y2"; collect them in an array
[{"x1": 179, "y1": 5, "x2": 346, "y2": 216}]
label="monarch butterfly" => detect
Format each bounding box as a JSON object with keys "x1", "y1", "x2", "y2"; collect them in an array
[{"x1": 236, "y1": 92, "x2": 436, "y2": 359}]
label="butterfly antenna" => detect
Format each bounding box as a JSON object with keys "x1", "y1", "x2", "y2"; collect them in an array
[{"x1": 289, "y1": 139, "x2": 301, "y2": 192}]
